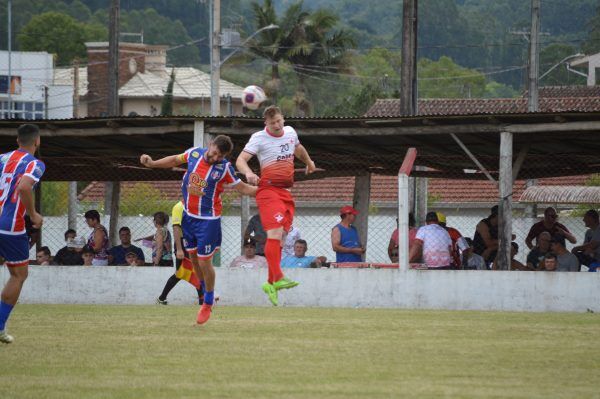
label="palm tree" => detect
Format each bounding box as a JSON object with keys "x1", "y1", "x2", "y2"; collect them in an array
[{"x1": 247, "y1": 1, "x2": 355, "y2": 116}]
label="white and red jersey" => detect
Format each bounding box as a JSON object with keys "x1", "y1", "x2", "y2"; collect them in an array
[
  {"x1": 181, "y1": 147, "x2": 240, "y2": 219},
  {"x1": 0, "y1": 149, "x2": 45, "y2": 234},
  {"x1": 242, "y1": 126, "x2": 299, "y2": 188}
]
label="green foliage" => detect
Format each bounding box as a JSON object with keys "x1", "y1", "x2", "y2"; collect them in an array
[
  {"x1": 484, "y1": 81, "x2": 518, "y2": 98},
  {"x1": 17, "y1": 12, "x2": 90, "y2": 64},
  {"x1": 418, "y1": 56, "x2": 486, "y2": 98},
  {"x1": 160, "y1": 69, "x2": 176, "y2": 116},
  {"x1": 540, "y1": 44, "x2": 586, "y2": 87},
  {"x1": 120, "y1": 182, "x2": 173, "y2": 216},
  {"x1": 41, "y1": 182, "x2": 68, "y2": 216}
]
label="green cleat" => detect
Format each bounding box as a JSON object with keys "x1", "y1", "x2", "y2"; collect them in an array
[
  {"x1": 0, "y1": 330, "x2": 14, "y2": 344},
  {"x1": 272, "y1": 276, "x2": 299, "y2": 291},
  {"x1": 262, "y1": 282, "x2": 278, "y2": 306}
]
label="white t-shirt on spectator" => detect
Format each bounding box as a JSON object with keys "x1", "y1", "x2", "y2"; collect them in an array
[
  {"x1": 415, "y1": 224, "x2": 452, "y2": 268},
  {"x1": 283, "y1": 226, "x2": 301, "y2": 257}
]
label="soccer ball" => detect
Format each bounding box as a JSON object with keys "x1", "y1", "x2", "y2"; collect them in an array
[{"x1": 242, "y1": 85, "x2": 267, "y2": 110}]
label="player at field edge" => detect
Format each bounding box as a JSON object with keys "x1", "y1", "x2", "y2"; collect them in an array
[
  {"x1": 140, "y1": 135, "x2": 257, "y2": 324},
  {"x1": 236, "y1": 105, "x2": 317, "y2": 306},
  {"x1": 0, "y1": 124, "x2": 45, "y2": 344}
]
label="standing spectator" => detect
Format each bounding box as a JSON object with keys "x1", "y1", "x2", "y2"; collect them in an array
[
  {"x1": 526, "y1": 232, "x2": 551, "y2": 271},
  {"x1": 492, "y1": 242, "x2": 527, "y2": 271},
  {"x1": 151, "y1": 212, "x2": 173, "y2": 266},
  {"x1": 388, "y1": 213, "x2": 418, "y2": 263},
  {"x1": 550, "y1": 234, "x2": 580, "y2": 272},
  {"x1": 436, "y1": 211, "x2": 467, "y2": 268},
  {"x1": 81, "y1": 246, "x2": 94, "y2": 266},
  {"x1": 331, "y1": 206, "x2": 365, "y2": 263},
  {"x1": 109, "y1": 227, "x2": 145, "y2": 266},
  {"x1": 229, "y1": 238, "x2": 268, "y2": 269},
  {"x1": 244, "y1": 214, "x2": 267, "y2": 256},
  {"x1": 281, "y1": 239, "x2": 326, "y2": 268},
  {"x1": 84, "y1": 210, "x2": 110, "y2": 266},
  {"x1": 282, "y1": 225, "x2": 301, "y2": 257},
  {"x1": 53, "y1": 229, "x2": 84, "y2": 265},
  {"x1": 461, "y1": 237, "x2": 486, "y2": 270},
  {"x1": 410, "y1": 212, "x2": 452, "y2": 269},
  {"x1": 473, "y1": 205, "x2": 499, "y2": 265},
  {"x1": 571, "y1": 209, "x2": 600, "y2": 268},
  {"x1": 35, "y1": 246, "x2": 51, "y2": 266},
  {"x1": 525, "y1": 207, "x2": 576, "y2": 250}
]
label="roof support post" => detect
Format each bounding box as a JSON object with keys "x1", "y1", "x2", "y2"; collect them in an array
[
  {"x1": 104, "y1": 181, "x2": 120, "y2": 246},
  {"x1": 353, "y1": 172, "x2": 371, "y2": 262},
  {"x1": 450, "y1": 133, "x2": 496, "y2": 184},
  {"x1": 498, "y1": 131, "x2": 513, "y2": 271},
  {"x1": 68, "y1": 181, "x2": 78, "y2": 231},
  {"x1": 398, "y1": 148, "x2": 417, "y2": 271}
]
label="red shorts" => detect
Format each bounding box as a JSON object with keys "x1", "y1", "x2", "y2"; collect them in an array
[{"x1": 256, "y1": 186, "x2": 295, "y2": 232}]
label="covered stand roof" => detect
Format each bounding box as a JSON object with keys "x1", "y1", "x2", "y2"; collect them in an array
[{"x1": 1, "y1": 111, "x2": 600, "y2": 181}]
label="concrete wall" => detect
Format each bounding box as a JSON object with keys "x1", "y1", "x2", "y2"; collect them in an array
[{"x1": 2, "y1": 266, "x2": 598, "y2": 313}]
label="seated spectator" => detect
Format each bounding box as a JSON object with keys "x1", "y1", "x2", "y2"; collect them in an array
[
  {"x1": 109, "y1": 227, "x2": 145, "y2": 266},
  {"x1": 571, "y1": 209, "x2": 600, "y2": 268},
  {"x1": 282, "y1": 225, "x2": 301, "y2": 257},
  {"x1": 332, "y1": 205, "x2": 365, "y2": 263},
  {"x1": 244, "y1": 214, "x2": 267, "y2": 256},
  {"x1": 53, "y1": 229, "x2": 84, "y2": 265},
  {"x1": 541, "y1": 253, "x2": 558, "y2": 272},
  {"x1": 473, "y1": 205, "x2": 499, "y2": 265},
  {"x1": 409, "y1": 212, "x2": 453, "y2": 269},
  {"x1": 82, "y1": 246, "x2": 94, "y2": 266},
  {"x1": 229, "y1": 238, "x2": 267, "y2": 269},
  {"x1": 526, "y1": 231, "x2": 551, "y2": 271},
  {"x1": 35, "y1": 246, "x2": 51, "y2": 265},
  {"x1": 525, "y1": 207, "x2": 576, "y2": 250},
  {"x1": 550, "y1": 234, "x2": 580, "y2": 272},
  {"x1": 281, "y1": 239, "x2": 326, "y2": 268},
  {"x1": 437, "y1": 212, "x2": 467, "y2": 268},
  {"x1": 461, "y1": 237, "x2": 487, "y2": 270},
  {"x1": 493, "y1": 242, "x2": 527, "y2": 270},
  {"x1": 388, "y1": 213, "x2": 417, "y2": 263},
  {"x1": 125, "y1": 251, "x2": 140, "y2": 266}
]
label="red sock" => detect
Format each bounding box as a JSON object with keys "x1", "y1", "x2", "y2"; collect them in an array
[{"x1": 265, "y1": 238, "x2": 284, "y2": 283}]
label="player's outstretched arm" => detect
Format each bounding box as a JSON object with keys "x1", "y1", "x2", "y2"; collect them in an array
[
  {"x1": 294, "y1": 144, "x2": 316, "y2": 174},
  {"x1": 140, "y1": 153, "x2": 185, "y2": 169},
  {"x1": 236, "y1": 151, "x2": 260, "y2": 185},
  {"x1": 234, "y1": 181, "x2": 258, "y2": 197}
]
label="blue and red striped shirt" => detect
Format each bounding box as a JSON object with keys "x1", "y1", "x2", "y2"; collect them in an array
[
  {"x1": 181, "y1": 147, "x2": 239, "y2": 219},
  {"x1": 0, "y1": 149, "x2": 45, "y2": 234}
]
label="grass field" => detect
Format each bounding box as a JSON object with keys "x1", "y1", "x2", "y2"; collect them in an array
[{"x1": 0, "y1": 305, "x2": 599, "y2": 399}]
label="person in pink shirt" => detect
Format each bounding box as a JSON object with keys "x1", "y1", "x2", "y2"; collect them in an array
[
  {"x1": 388, "y1": 213, "x2": 418, "y2": 262},
  {"x1": 409, "y1": 212, "x2": 453, "y2": 269}
]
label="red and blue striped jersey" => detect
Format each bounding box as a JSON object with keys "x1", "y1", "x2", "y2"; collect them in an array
[
  {"x1": 181, "y1": 147, "x2": 239, "y2": 219},
  {"x1": 0, "y1": 149, "x2": 45, "y2": 234}
]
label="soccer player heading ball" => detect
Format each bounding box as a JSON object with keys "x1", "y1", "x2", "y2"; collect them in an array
[
  {"x1": 236, "y1": 105, "x2": 317, "y2": 306},
  {"x1": 140, "y1": 135, "x2": 257, "y2": 324}
]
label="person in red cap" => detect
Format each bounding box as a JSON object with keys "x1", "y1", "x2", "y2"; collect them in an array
[
  {"x1": 236, "y1": 105, "x2": 317, "y2": 306},
  {"x1": 331, "y1": 206, "x2": 365, "y2": 263}
]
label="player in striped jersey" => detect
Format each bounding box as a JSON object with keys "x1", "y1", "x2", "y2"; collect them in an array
[
  {"x1": 236, "y1": 106, "x2": 316, "y2": 306},
  {"x1": 0, "y1": 124, "x2": 45, "y2": 344},
  {"x1": 140, "y1": 135, "x2": 256, "y2": 324}
]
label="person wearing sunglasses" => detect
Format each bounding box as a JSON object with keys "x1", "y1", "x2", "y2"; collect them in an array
[{"x1": 525, "y1": 207, "x2": 576, "y2": 250}]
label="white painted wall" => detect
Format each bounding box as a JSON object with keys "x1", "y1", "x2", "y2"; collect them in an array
[{"x1": 2, "y1": 266, "x2": 598, "y2": 313}]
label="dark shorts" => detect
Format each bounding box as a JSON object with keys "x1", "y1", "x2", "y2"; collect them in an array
[
  {"x1": 182, "y1": 214, "x2": 221, "y2": 260},
  {"x1": 0, "y1": 232, "x2": 29, "y2": 267}
]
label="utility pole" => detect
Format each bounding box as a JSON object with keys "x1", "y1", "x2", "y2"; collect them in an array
[
  {"x1": 528, "y1": 0, "x2": 541, "y2": 112},
  {"x1": 210, "y1": 0, "x2": 221, "y2": 116},
  {"x1": 400, "y1": 0, "x2": 418, "y2": 116},
  {"x1": 108, "y1": 0, "x2": 120, "y2": 116},
  {"x1": 73, "y1": 59, "x2": 80, "y2": 118}
]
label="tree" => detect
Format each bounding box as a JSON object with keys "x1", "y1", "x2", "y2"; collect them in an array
[
  {"x1": 161, "y1": 69, "x2": 176, "y2": 116},
  {"x1": 17, "y1": 12, "x2": 94, "y2": 64},
  {"x1": 418, "y1": 56, "x2": 486, "y2": 98},
  {"x1": 539, "y1": 43, "x2": 586, "y2": 87}
]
